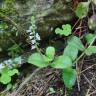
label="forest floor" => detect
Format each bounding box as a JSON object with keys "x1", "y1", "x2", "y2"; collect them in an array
[{"x1": 8, "y1": 54, "x2": 96, "y2": 96}]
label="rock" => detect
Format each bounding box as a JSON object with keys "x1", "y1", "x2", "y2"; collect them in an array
[
  {"x1": 0, "y1": 0, "x2": 75, "y2": 59},
  {"x1": 13, "y1": 0, "x2": 75, "y2": 38}
]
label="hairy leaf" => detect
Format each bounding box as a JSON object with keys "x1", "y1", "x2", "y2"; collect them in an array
[
  {"x1": 28, "y1": 53, "x2": 48, "y2": 68},
  {"x1": 62, "y1": 68, "x2": 77, "y2": 88},
  {"x1": 51, "y1": 55, "x2": 72, "y2": 69},
  {"x1": 68, "y1": 36, "x2": 85, "y2": 51},
  {"x1": 46, "y1": 46, "x2": 55, "y2": 61},
  {"x1": 64, "y1": 45, "x2": 78, "y2": 61}
]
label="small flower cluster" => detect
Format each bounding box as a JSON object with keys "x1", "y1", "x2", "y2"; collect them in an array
[{"x1": 26, "y1": 16, "x2": 41, "y2": 50}]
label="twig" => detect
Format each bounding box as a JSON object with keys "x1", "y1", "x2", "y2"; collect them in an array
[
  {"x1": 87, "y1": 90, "x2": 96, "y2": 96},
  {"x1": 11, "y1": 68, "x2": 41, "y2": 96},
  {"x1": 76, "y1": 62, "x2": 81, "y2": 91},
  {"x1": 83, "y1": 74, "x2": 96, "y2": 89},
  {"x1": 72, "y1": 19, "x2": 80, "y2": 30},
  {"x1": 80, "y1": 63, "x2": 96, "y2": 74},
  {"x1": 64, "y1": 88, "x2": 67, "y2": 96},
  {"x1": 85, "y1": 76, "x2": 95, "y2": 96}
]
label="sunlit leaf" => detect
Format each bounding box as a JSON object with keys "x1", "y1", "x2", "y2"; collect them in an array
[
  {"x1": 55, "y1": 28, "x2": 63, "y2": 35},
  {"x1": 46, "y1": 46, "x2": 55, "y2": 61},
  {"x1": 0, "y1": 74, "x2": 11, "y2": 84},
  {"x1": 28, "y1": 53, "x2": 49, "y2": 68},
  {"x1": 8, "y1": 69, "x2": 19, "y2": 76},
  {"x1": 0, "y1": 68, "x2": 19, "y2": 84},
  {"x1": 55, "y1": 24, "x2": 72, "y2": 36}
]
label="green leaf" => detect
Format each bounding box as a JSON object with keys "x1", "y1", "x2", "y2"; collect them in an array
[
  {"x1": 75, "y1": 2, "x2": 89, "y2": 18},
  {"x1": 55, "y1": 24, "x2": 72, "y2": 36},
  {"x1": 8, "y1": 69, "x2": 19, "y2": 76},
  {"x1": 43, "y1": 55, "x2": 54, "y2": 62},
  {"x1": 0, "y1": 68, "x2": 19, "y2": 84},
  {"x1": 0, "y1": 67, "x2": 9, "y2": 74},
  {"x1": 0, "y1": 68, "x2": 19, "y2": 76},
  {"x1": 62, "y1": 24, "x2": 72, "y2": 36},
  {"x1": 46, "y1": 46, "x2": 55, "y2": 61},
  {"x1": 85, "y1": 33, "x2": 95, "y2": 44},
  {"x1": 51, "y1": 55, "x2": 72, "y2": 69},
  {"x1": 64, "y1": 45, "x2": 78, "y2": 61},
  {"x1": 62, "y1": 68, "x2": 77, "y2": 88},
  {"x1": 6, "y1": 83, "x2": 12, "y2": 90},
  {"x1": 0, "y1": 74, "x2": 11, "y2": 84},
  {"x1": 28, "y1": 53, "x2": 49, "y2": 68},
  {"x1": 68, "y1": 36, "x2": 85, "y2": 51},
  {"x1": 0, "y1": 23, "x2": 8, "y2": 29},
  {"x1": 85, "y1": 46, "x2": 96, "y2": 56},
  {"x1": 55, "y1": 28, "x2": 63, "y2": 35}
]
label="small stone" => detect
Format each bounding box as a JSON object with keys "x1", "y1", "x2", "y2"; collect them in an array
[{"x1": 88, "y1": 15, "x2": 96, "y2": 30}]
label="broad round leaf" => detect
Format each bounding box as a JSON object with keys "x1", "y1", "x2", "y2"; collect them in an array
[
  {"x1": 51, "y1": 55, "x2": 72, "y2": 69},
  {"x1": 28, "y1": 53, "x2": 48, "y2": 68},
  {"x1": 55, "y1": 28, "x2": 63, "y2": 35},
  {"x1": 75, "y1": 2, "x2": 89, "y2": 18},
  {"x1": 68, "y1": 36, "x2": 85, "y2": 51},
  {"x1": 0, "y1": 67, "x2": 9, "y2": 74},
  {"x1": 0, "y1": 74, "x2": 11, "y2": 84},
  {"x1": 62, "y1": 68, "x2": 77, "y2": 88},
  {"x1": 64, "y1": 45, "x2": 78, "y2": 61},
  {"x1": 46, "y1": 46, "x2": 55, "y2": 61}
]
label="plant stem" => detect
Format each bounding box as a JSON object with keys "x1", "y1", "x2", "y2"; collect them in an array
[{"x1": 74, "y1": 31, "x2": 96, "y2": 64}]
